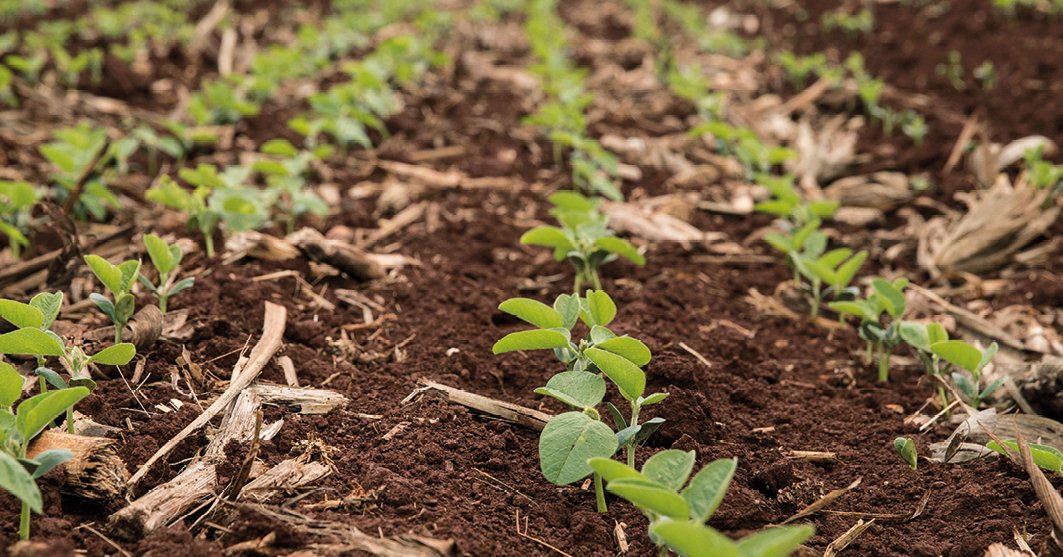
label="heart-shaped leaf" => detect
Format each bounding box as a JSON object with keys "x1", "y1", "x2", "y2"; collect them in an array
[
  {"x1": 586, "y1": 347, "x2": 645, "y2": 401},
  {"x1": 553, "y1": 294, "x2": 580, "y2": 330},
  {"x1": 29, "y1": 292, "x2": 62, "y2": 330},
  {"x1": 586, "y1": 291, "x2": 617, "y2": 328},
  {"x1": 143, "y1": 234, "x2": 175, "y2": 274},
  {"x1": 595, "y1": 336, "x2": 651, "y2": 366},
  {"x1": 84, "y1": 255, "x2": 122, "y2": 296},
  {"x1": 538, "y1": 411, "x2": 617, "y2": 485},
  {"x1": 499, "y1": 298, "x2": 564, "y2": 330},
  {"x1": 534, "y1": 371, "x2": 606, "y2": 409}
]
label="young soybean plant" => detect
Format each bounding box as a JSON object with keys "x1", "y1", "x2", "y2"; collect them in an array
[
  {"x1": 899, "y1": 321, "x2": 950, "y2": 409},
  {"x1": 830, "y1": 277, "x2": 908, "y2": 381},
  {"x1": 84, "y1": 255, "x2": 140, "y2": 344},
  {"x1": 138, "y1": 234, "x2": 194, "y2": 314},
  {"x1": 493, "y1": 290, "x2": 667, "y2": 512},
  {"x1": 588, "y1": 451, "x2": 814, "y2": 557},
  {"x1": 0, "y1": 362, "x2": 89, "y2": 540},
  {"x1": 521, "y1": 192, "x2": 644, "y2": 294},
  {"x1": 930, "y1": 339, "x2": 1001, "y2": 410}
]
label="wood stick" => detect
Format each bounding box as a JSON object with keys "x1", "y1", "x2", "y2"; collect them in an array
[
  {"x1": 127, "y1": 302, "x2": 286, "y2": 487},
  {"x1": 109, "y1": 389, "x2": 264, "y2": 540},
  {"x1": 287, "y1": 228, "x2": 386, "y2": 281},
  {"x1": 250, "y1": 383, "x2": 348, "y2": 414},
  {"x1": 414, "y1": 379, "x2": 552, "y2": 432}
]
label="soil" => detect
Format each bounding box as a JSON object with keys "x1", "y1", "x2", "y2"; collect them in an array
[{"x1": 0, "y1": 0, "x2": 1061, "y2": 556}]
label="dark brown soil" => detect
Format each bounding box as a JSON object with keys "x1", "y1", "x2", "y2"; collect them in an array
[{"x1": 0, "y1": 0, "x2": 1062, "y2": 556}]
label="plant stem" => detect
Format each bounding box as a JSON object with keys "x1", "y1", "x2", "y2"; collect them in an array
[
  {"x1": 592, "y1": 270, "x2": 602, "y2": 292},
  {"x1": 19, "y1": 500, "x2": 29, "y2": 540},
  {"x1": 66, "y1": 407, "x2": 75, "y2": 434},
  {"x1": 811, "y1": 280, "x2": 821, "y2": 318},
  {"x1": 877, "y1": 342, "x2": 889, "y2": 382},
  {"x1": 159, "y1": 294, "x2": 168, "y2": 314},
  {"x1": 594, "y1": 472, "x2": 607, "y2": 513},
  {"x1": 114, "y1": 327, "x2": 122, "y2": 345},
  {"x1": 205, "y1": 235, "x2": 215, "y2": 258},
  {"x1": 865, "y1": 341, "x2": 873, "y2": 365}
]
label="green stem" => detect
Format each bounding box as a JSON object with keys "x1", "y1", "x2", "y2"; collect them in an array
[
  {"x1": 205, "y1": 235, "x2": 215, "y2": 258},
  {"x1": 594, "y1": 472, "x2": 607, "y2": 513},
  {"x1": 66, "y1": 407, "x2": 74, "y2": 434},
  {"x1": 591, "y1": 270, "x2": 602, "y2": 292},
  {"x1": 659, "y1": 547, "x2": 668, "y2": 557},
  {"x1": 37, "y1": 375, "x2": 47, "y2": 395},
  {"x1": 627, "y1": 401, "x2": 641, "y2": 467},
  {"x1": 19, "y1": 500, "x2": 29, "y2": 540},
  {"x1": 865, "y1": 341, "x2": 873, "y2": 365},
  {"x1": 811, "y1": 281, "x2": 821, "y2": 318},
  {"x1": 159, "y1": 294, "x2": 168, "y2": 314},
  {"x1": 877, "y1": 342, "x2": 889, "y2": 382},
  {"x1": 573, "y1": 273, "x2": 581, "y2": 296},
  {"x1": 114, "y1": 326, "x2": 122, "y2": 345}
]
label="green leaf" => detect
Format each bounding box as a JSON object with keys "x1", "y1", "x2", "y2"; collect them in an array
[
  {"x1": 0, "y1": 300, "x2": 43, "y2": 330},
  {"x1": 988, "y1": 440, "x2": 1063, "y2": 473},
  {"x1": 114, "y1": 293, "x2": 136, "y2": 325},
  {"x1": 16, "y1": 387, "x2": 89, "y2": 443},
  {"x1": 538, "y1": 412, "x2": 618, "y2": 485},
  {"x1": 607, "y1": 477, "x2": 690, "y2": 519},
  {"x1": 800, "y1": 257, "x2": 835, "y2": 285},
  {"x1": 632, "y1": 417, "x2": 665, "y2": 446},
  {"x1": 791, "y1": 220, "x2": 820, "y2": 252},
  {"x1": 593, "y1": 237, "x2": 645, "y2": 265},
  {"x1": 168, "y1": 277, "x2": 196, "y2": 296},
  {"x1": 978, "y1": 342, "x2": 998, "y2": 373},
  {"x1": 586, "y1": 291, "x2": 617, "y2": 328},
  {"x1": 589, "y1": 325, "x2": 617, "y2": 345},
  {"x1": 0, "y1": 451, "x2": 42, "y2": 513},
  {"x1": 642, "y1": 450, "x2": 696, "y2": 491},
  {"x1": 143, "y1": 234, "x2": 175, "y2": 274},
  {"x1": 587, "y1": 457, "x2": 647, "y2": 483},
  {"x1": 493, "y1": 329, "x2": 571, "y2": 354},
  {"x1": 754, "y1": 200, "x2": 794, "y2": 217},
  {"x1": 899, "y1": 321, "x2": 930, "y2": 352},
  {"x1": 835, "y1": 251, "x2": 867, "y2": 288},
  {"x1": 735, "y1": 525, "x2": 816, "y2": 557},
  {"x1": 952, "y1": 372, "x2": 977, "y2": 400},
  {"x1": 549, "y1": 191, "x2": 596, "y2": 212},
  {"x1": 927, "y1": 322, "x2": 949, "y2": 345},
  {"x1": 931, "y1": 341, "x2": 982, "y2": 373},
  {"x1": 535, "y1": 371, "x2": 606, "y2": 409},
  {"x1": 894, "y1": 437, "x2": 918, "y2": 470},
  {"x1": 607, "y1": 402, "x2": 627, "y2": 430},
  {"x1": 818, "y1": 248, "x2": 852, "y2": 269},
  {"x1": 23, "y1": 448, "x2": 73, "y2": 480},
  {"x1": 553, "y1": 294, "x2": 580, "y2": 330},
  {"x1": 28, "y1": 292, "x2": 62, "y2": 330},
  {"x1": 640, "y1": 392, "x2": 669, "y2": 406},
  {"x1": 89, "y1": 343, "x2": 135, "y2": 365},
  {"x1": 0, "y1": 328, "x2": 64, "y2": 356},
  {"x1": 498, "y1": 298, "x2": 564, "y2": 330},
  {"x1": 594, "y1": 337, "x2": 651, "y2": 366},
  {"x1": 653, "y1": 521, "x2": 739, "y2": 557},
  {"x1": 521, "y1": 227, "x2": 575, "y2": 253},
  {"x1": 0, "y1": 362, "x2": 22, "y2": 409},
  {"x1": 828, "y1": 301, "x2": 870, "y2": 319},
  {"x1": 871, "y1": 278, "x2": 906, "y2": 319},
  {"x1": 763, "y1": 233, "x2": 793, "y2": 253},
  {"x1": 84, "y1": 255, "x2": 122, "y2": 295},
  {"x1": 117, "y1": 260, "x2": 141, "y2": 293},
  {"x1": 586, "y1": 347, "x2": 646, "y2": 401},
  {"x1": 683, "y1": 457, "x2": 738, "y2": 523},
  {"x1": 89, "y1": 293, "x2": 115, "y2": 322},
  {"x1": 253, "y1": 160, "x2": 289, "y2": 176},
  {"x1": 260, "y1": 138, "x2": 299, "y2": 157},
  {"x1": 36, "y1": 368, "x2": 66, "y2": 390}
]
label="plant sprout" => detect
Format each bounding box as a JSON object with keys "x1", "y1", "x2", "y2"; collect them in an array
[
  {"x1": 138, "y1": 234, "x2": 194, "y2": 314},
  {"x1": 930, "y1": 339, "x2": 1001, "y2": 409},
  {"x1": 894, "y1": 437, "x2": 917, "y2": 470},
  {"x1": 830, "y1": 278, "x2": 909, "y2": 381},
  {"x1": 84, "y1": 255, "x2": 140, "y2": 344},
  {"x1": 493, "y1": 290, "x2": 666, "y2": 512}
]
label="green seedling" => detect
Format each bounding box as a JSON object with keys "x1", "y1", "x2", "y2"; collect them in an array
[
  {"x1": 973, "y1": 60, "x2": 997, "y2": 90},
  {"x1": 0, "y1": 294, "x2": 134, "y2": 433},
  {"x1": 899, "y1": 320, "x2": 951, "y2": 409},
  {"x1": 792, "y1": 247, "x2": 868, "y2": 319},
  {"x1": 252, "y1": 139, "x2": 331, "y2": 233},
  {"x1": 930, "y1": 339, "x2": 1001, "y2": 409},
  {"x1": 493, "y1": 290, "x2": 667, "y2": 512},
  {"x1": 131, "y1": 126, "x2": 187, "y2": 176},
  {"x1": 589, "y1": 452, "x2": 814, "y2": 557},
  {"x1": 822, "y1": 9, "x2": 874, "y2": 34},
  {"x1": 187, "y1": 78, "x2": 261, "y2": 126},
  {"x1": 987, "y1": 440, "x2": 1062, "y2": 473},
  {"x1": 829, "y1": 277, "x2": 909, "y2": 381},
  {"x1": 936, "y1": 51, "x2": 965, "y2": 90},
  {"x1": 755, "y1": 174, "x2": 838, "y2": 228},
  {"x1": 894, "y1": 437, "x2": 917, "y2": 470},
  {"x1": 520, "y1": 192, "x2": 644, "y2": 293},
  {"x1": 137, "y1": 234, "x2": 194, "y2": 314},
  {"x1": 1023, "y1": 147, "x2": 1063, "y2": 198},
  {"x1": 38, "y1": 123, "x2": 121, "y2": 220},
  {"x1": 0, "y1": 361, "x2": 88, "y2": 540},
  {"x1": 901, "y1": 112, "x2": 928, "y2": 144},
  {"x1": 84, "y1": 255, "x2": 140, "y2": 344},
  {"x1": 0, "y1": 181, "x2": 40, "y2": 258},
  {"x1": 774, "y1": 51, "x2": 828, "y2": 89},
  {"x1": 147, "y1": 165, "x2": 269, "y2": 257},
  {"x1": 691, "y1": 122, "x2": 797, "y2": 178}
]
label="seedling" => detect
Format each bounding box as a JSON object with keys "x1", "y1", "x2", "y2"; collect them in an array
[
  {"x1": 187, "y1": 78, "x2": 261, "y2": 126},
  {"x1": 520, "y1": 192, "x2": 644, "y2": 293},
  {"x1": 252, "y1": 139, "x2": 331, "y2": 233},
  {"x1": 130, "y1": 126, "x2": 187, "y2": 176},
  {"x1": 147, "y1": 165, "x2": 269, "y2": 257},
  {"x1": 0, "y1": 181, "x2": 40, "y2": 258},
  {"x1": 589, "y1": 451, "x2": 814, "y2": 557},
  {"x1": 973, "y1": 61, "x2": 997, "y2": 90},
  {"x1": 0, "y1": 361, "x2": 88, "y2": 540},
  {"x1": 755, "y1": 174, "x2": 838, "y2": 229},
  {"x1": 930, "y1": 340, "x2": 1001, "y2": 409},
  {"x1": 936, "y1": 51, "x2": 965, "y2": 90},
  {"x1": 39, "y1": 123, "x2": 120, "y2": 220},
  {"x1": 901, "y1": 112, "x2": 929, "y2": 144},
  {"x1": 792, "y1": 247, "x2": 868, "y2": 319},
  {"x1": 493, "y1": 290, "x2": 667, "y2": 512},
  {"x1": 1023, "y1": 147, "x2": 1063, "y2": 197},
  {"x1": 899, "y1": 320, "x2": 950, "y2": 409},
  {"x1": 138, "y1": 234, "x2": 194, "y2": 314},
  {"x1": 894, "y1": 437, "x2": 917, "y2": 470},
  {"x1": 0, "y1": 294, "x2": 135, "y2": 433},
  {"x1": 84, "y1": 255, "x2": 140, "y2": 344},
  {"x1": 822, "y1": 9, "x2": 874, "y2": 35},
  {"x1": 691, "y1": 122, "x2": 797, "y2": 178},
  {"x1": 829, "y1": 277, "x2": 909, "y2": 381}
]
